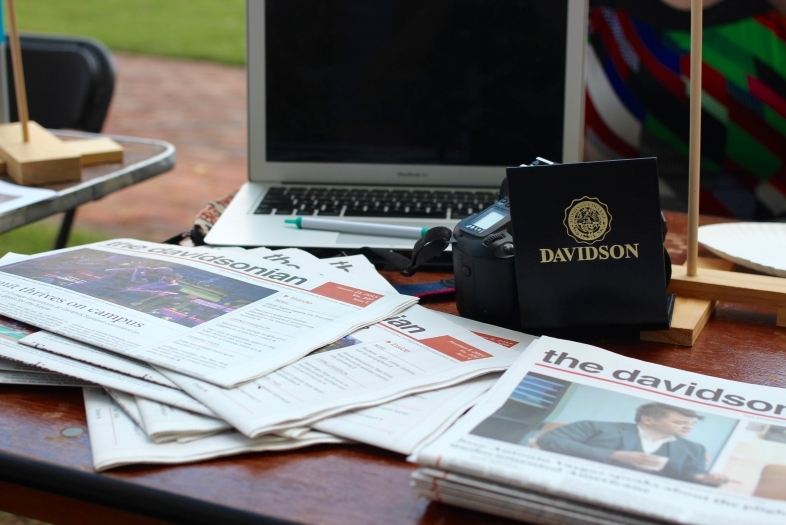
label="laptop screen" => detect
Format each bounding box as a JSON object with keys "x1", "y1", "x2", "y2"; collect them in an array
[{"x1": 265, "y1": 0, "x2": 569, "y2": 167}]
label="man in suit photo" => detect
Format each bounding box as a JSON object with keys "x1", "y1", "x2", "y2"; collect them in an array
[{"x1": 536, "y1": 402, "x2": 730, "y2": 486}]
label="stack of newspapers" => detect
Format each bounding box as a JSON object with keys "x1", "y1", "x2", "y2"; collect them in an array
[
  {"x1": 0, "y1": 239, "x2": 536, "y2": 471},
  {"x1": 409, "y1": 337, "x2": 786, "y2": 525}
]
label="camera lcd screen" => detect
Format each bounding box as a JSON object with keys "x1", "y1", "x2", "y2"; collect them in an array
[{"x1": 471, "y1": 209, "x2": 506, "y2": 231}]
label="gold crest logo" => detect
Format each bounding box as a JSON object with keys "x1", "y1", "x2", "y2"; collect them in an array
[{"x1": 564, "y1": 197, "x2": 612, "y2": 244}]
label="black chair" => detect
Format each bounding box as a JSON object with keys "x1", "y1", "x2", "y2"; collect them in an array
[{"x1": 6, "y1": 33, "x2": 116, "y2": 247}]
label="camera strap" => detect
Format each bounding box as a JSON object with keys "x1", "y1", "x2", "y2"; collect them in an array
[
  {"x1": 400, "y1": 226, "x2": 452, "y2": 276},
  {"x1": 353, "y1": 247, "x2": 413, "y2": 272}
]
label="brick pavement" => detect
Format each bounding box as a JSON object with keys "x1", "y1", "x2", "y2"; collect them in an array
[{"x1": 74, "y1": 53, "x2": 248, "y2": 241}]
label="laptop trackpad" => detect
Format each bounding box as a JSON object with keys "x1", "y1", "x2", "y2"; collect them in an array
[{"x1": 337, "y1": 233, "x2": 417, "y2": 248}]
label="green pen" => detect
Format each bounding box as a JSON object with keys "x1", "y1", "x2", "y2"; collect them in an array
[{"x1": 285, "y1": 217, "x2": 428, "y2": 239}]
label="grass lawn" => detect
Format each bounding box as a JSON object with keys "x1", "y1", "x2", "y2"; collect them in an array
[
  {"x1": 0, "y1": 218, "x2": 110, "y2": 258},
  {"x1": 16, "y1": 0, "x2": 246, "y2": 65}
]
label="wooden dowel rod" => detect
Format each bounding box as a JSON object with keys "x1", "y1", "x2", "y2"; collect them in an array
[
  {"x1": 686, "y1": 0, "x2": 703, "y2": 276},
  {"x1": 6, "y1": 0, "x2": 29, "y2": 143}
]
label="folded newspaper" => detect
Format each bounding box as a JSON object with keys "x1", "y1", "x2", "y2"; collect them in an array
[
  {"x1": 105, "y1": 252, "x2": 535, "y2": 453},
  {"x1": 109, "y1": 304, "x2": 530, "y2": 453},
  {"x1": 312, "y1": 311, "x2": 537, "y2": 454},
  {"x1": 410, "y1": 336, "x2": 786, "y2": 525},
  {"x1": 134, "y1": 394, "x2": 232, "y2": 443},
  {"x1": 83, "y1": 388, "x2": 346, "y2": 471},
  {"x1": 0, "y1": 255, "x2": 81, "y2": 387},
  {"x1": 2, "y1": 245, "x2": 537, "y2": 471},
  {"x1": 159, "y1": 302, "x2": 522, "y2": 437},
  {"x1": 20, "y1": 330, "x2": 178, "y2": 387},
  {"x1": 266, "y1": 250, "x2": 538, "y2": 452},
  {"x1": 0, "y1": 239, "x2": 417, "y2": 387},
  {"x1": 0, "y1": 339, "x2": 216, "y2": 415},
  {"x1": 108, "y1": 252, "x2": 535, "y2": 454},
  {"x1": 0, "y1": 315, "x2": 94, "y2": 387}
]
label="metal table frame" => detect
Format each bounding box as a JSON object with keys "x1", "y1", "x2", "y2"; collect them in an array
[{"x1": 0, "y1": 130, "x2": 176, "y2": 247}]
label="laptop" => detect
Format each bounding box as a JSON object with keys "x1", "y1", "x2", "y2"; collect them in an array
[{"x1": 205, "y1": 0, "x2": 588, "y2": 249}]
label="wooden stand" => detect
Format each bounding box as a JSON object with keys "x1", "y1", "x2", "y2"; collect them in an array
[
  {"x1": 66, "y1": 137, "x2": 124, "y2": 166},
  {"x1": 0, "y1": 123, "x2": 125, "y2": 184},
  {"x1": 669, "y1": 266, "x2": 786, "y2": 311},
  {"x1": 640, "y1": 297, "x2": 716, "y2": 346},
  {"x1": 640, "y1": 0, "x2": 786, "y2": 346},
  {"x1": 0, "y1": 0, "x2": 123, "y2": 186},
  {"x1": 641, "y1": 258, "x2": 733, "y2": 346},
  {"x1": 0, "y1": 121, "x2": 80, "y2": 184}
]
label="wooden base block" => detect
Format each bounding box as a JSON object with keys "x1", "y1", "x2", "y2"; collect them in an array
[
  {"x1": 66, "y1": 137, "x2": 124, "y2": 165},
  {"x1": 0, "y1": 137, "x2": 125, "y2": 174},
  {"x1": 641, "y1": 297, "x2": 716, "y2": 346},
  {"x1": 640, "y1": 258, "x2": 735, "y2": 346},
  {"x1": 0, "y1": 121, "x2": 81, "y2": 185},
  {"x1": 644, "y1": 258, "x2": 786, "y2": 346},
  {"x1": 668, "y1": 264, "x2": 786, "y2": 308}
]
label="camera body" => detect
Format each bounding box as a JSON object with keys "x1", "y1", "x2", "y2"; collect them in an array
[
  {"x1": 451, "y1": 192, "x2": 671, "y2": 333},
  {"x1": 452, "y1": 198, "x2": 521, "y2": 329},
  {"x1": 408, "y1": 158, "x2": 674, "y2": 334}
]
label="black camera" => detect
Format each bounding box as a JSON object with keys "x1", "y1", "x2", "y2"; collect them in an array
[
  {"x1": 450, "y1": 158, "x2": 556, "y2": 330},
  {"x1": 450, "y1": 160, "x2": 671, "y2": 332},
  {"x1": 452, "y1": 198, "x2": 520, "y2": 329},
  {"x1": 403, "y1": 158, "x2": 672, "y2": 333}
]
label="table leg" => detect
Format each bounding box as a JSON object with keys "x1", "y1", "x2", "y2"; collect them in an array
[{"x1": 55, "y1": 208, "x2": 77, "y2": 249}]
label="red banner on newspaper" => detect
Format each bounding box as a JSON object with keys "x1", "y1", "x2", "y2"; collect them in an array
[
  {"x1": 419, "y1": 336, "x2": 493, "y2": 362},
  {"x1": 310, "y1": 282, "x2": 383, "y2": 307},
  {"x1": 471, "y1": 331, "x2": 519, "y2": 348}
]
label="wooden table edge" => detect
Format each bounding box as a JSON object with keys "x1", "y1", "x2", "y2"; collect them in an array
[{"x1": 0, "y1": 450, "x2": 299, "y2": 525}]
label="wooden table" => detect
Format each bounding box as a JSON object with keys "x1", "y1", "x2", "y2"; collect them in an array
[
  {"x1": 0, "y1": 212, "x2": 783, "y2": 525},
  {"x1": 0, "y1": 131, "x2": 175, "y2": 247}
]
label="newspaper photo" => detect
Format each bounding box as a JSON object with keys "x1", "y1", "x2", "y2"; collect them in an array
[
  {"x1": 0, "y1": 239, "x2": 417, "y2": 387},
  {"x1": 411, "y1": 336, "x2": 786, "y2": 525}
]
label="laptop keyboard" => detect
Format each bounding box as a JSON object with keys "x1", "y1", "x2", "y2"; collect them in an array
[{"x1": 253, "y1": 186, "x2": 499, "y2": 220}]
